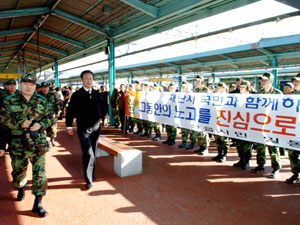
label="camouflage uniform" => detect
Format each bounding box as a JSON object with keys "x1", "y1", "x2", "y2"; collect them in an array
[
  {"x1": 285, "y1": 89, "x2": 300, "y2": 183},
  {"x1": 214, "y1": 135, "x2": 230, "y2": 162},
  {"x1": 193, "y1": 86, "x2": 210, "y2": 152},
  {"x1": 1, "y1": 91, "x2": 56, "y2": 196},
  {"x1": 111, "y1": 88, "x2": 120, "y2": 126},
  {"x1": 39, "y1": 90, "x2": 61, "y2": 141},
  {"x1": 254, "y1": 87, "x2": 282, "y2": 171}
]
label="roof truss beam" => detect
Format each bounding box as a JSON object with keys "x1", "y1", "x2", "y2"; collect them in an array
[
  {"x1": 0, "y1": 7, "x2": 50, "y2": 19},
  {"x1": 51, "y1": 9, "x2": 108, "y2": 38},
  {"x1": 27, "y1": 41, "x2": 68, "y2": 56},
  {"x1": 257, "y1": 48, "x2": 273, "y2": 55},
  {"x1": 39, "y1": 28, "x2": 85, "y2": 49},
  {"x1": 0, "y1": 28, "x2": 35, "y2": 37},
  {"x1": 0, "y1": 40, "x2": 25, "y2": 47},
  {"x1": 119, "y1": 0, "x2": 159, "y2": 17},
  {"x1": 24, "y1": 48, "x2": 55, "y2": 61}
]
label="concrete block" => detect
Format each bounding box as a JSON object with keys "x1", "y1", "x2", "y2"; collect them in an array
[
  {"x1": 114, "y1": 150, "x2": 142, "y2": 177},
  {"x1": 95, "y1": 147, "x2": 110, "y2": 157}
]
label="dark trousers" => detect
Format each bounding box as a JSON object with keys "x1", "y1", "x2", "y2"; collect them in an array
[
  {"x1": 119, "y1": 109, "x2": 125, "y2": 130},
  {"x1": 77, "y1": 124, "x2": 101, "y2": 185}
]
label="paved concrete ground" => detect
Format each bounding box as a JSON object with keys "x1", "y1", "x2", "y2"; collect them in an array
[{"x1": 0, "y1": 121, "x2": 299, "y2": 225}]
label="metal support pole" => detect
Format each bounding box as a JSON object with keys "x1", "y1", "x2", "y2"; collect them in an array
[
  {"x1": 212, "y1": 73, "x2": 216, "y2": 88},
  {"x1": 130, "y1": 72, "x2": 134, "y2": 84},
  {"x1": 109, "y1": 39, "x2": 116, "y2": 126},
  {"x1": 55, "y1": 60, "x2": 60, "y2": 87},
  {"x1": 272, "y1": 56, "x2": 278, "y2": 88},
  {"x1": 178, "y1": 67, "x2": 182, "y2": 92},
  {"x1": 255, "y1": 76, "x2": 258, "y2": 91}
]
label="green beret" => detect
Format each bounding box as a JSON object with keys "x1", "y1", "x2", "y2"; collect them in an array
[
  {"x1": 240, "y1": 80, "x2": 250, "y2": 89},
  {"x1": 21, "y1": 73, "x2": 37, "y2": 83}
]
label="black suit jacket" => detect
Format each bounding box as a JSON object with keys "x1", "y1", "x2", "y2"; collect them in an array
[{"x1": 66, "y1": 87, "x2": 104, "y2": 130}]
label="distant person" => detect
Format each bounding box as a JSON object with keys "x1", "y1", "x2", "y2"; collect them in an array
[{"x1": 66, "y1": 70, "x2": 104, "y2": 189}]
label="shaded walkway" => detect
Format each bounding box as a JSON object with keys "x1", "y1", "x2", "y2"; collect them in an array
[{"x1": 0, "y1": 121, "x2": 299, "y2": 225}]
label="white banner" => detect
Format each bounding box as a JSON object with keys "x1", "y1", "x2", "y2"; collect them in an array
[{"x1": 127, "y1": 91, "x2": 300, "y2": 151}]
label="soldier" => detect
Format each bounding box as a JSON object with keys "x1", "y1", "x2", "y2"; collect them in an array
[
  {"x1": 162, "y1": 83, "x2": 177, "y2": 145},
  {"x1": 0, "y1": 73, "x2": 56, "y2": 217},
  {"x1": 0, "y1": 79, "x2": 19, "y2": 152},
  {"x1": 251, "y1": 72, "x2": 282, "y2": 179},
  {"x1": 111, "y1": 83, "x2": 120, "y2": 128},
  {"x1": 193, "y1": 75, "x2": 210, "y2": 155},
  {"x1": 212, "y1": 82, "x2": 230, "y2": 162},
  {"x1": 39, "y1": 82, "x2": 61, "y2": 146},
  {"x1": 151, "y1": 84, "x2": 162, "y2": 141},
  {"x1": 285, "y1": 74, "x2": 300, "y2": 184},
  {"x1": 233, "y1": 80, "x2": 253, "y2": 170},
  {"x1": 178, "y1": 81, "x2": 196, "y2": 149},
  {"x1": 140, "y1": 84, "x2": 152, "y2": 138},
  {"x1": 229, "y1": 83, "x2": 237, "y2": 93}
]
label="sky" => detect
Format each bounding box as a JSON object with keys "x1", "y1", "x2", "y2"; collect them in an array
[{"x1": 44, "y1": 0, "x2": 300, "y2": 81}]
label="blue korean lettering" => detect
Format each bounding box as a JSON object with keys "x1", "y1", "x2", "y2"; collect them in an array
[
  {"x1": 261, "y1": 97, "x2": 279, "y2": 111},
  {"x1": 140, "y1": 102, "x2": 146, "y2": 112},
  {"x1": 212, "y1": 95, "x2": 223, "y2": 106},
  {"x1": 174, "y1": 106, "x2": 185, "y2": 119},
  {"x1": 162, "y1": 104, "x2": 171, "y2": 118},
  {"x1": 282, "y1": 97, "x2": 294, "y2": 108},
  {"x1": 245, "y1": 96, "x2": 261, "y2": 109},
  {"x1": 169, "y1": 94, "x2": 176, "y2": 103},
  {"x1": 154, "y1": 103, "x2": 162, "y2": 116},
  {"x1": 198, "y1": 108, "x2": 211, "y2": 124},
  {"x1": 146, "y1": 103, "x2": 154, "y2": 114},
  {"x1": 201, "y1": 95, "x2": 211, "y2": 105},
  {"x1": 185, "y1": 107, "x2": 196, "y2": 121},
  {"x1": 225, "y1": 96, "x2": 238, "y2": 108},
  {"x1": 186, "y1": 95, "x2": 195, "y2": 104}
]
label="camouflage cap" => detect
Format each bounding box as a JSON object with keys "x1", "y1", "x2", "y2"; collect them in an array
[
  {"x1": 291, "y1": 73, "x2": 300, "y2": 82},
  {"x1": 21, "y1": 73, "x2": 37, "y2": 83},
  {"x1": 36, "y1": 83, "x2": 41, "y2": 88},
  {"x1": 41, "y1": 81, "x2": 50, "y2": 87},
  {"x1": 260, "y1": 72, "x2": 274, "y2": 80},
  {"x1": 195, "y1": 75, "x2": 204, "y2": 81},
  {"x1": 181, "y1": 81, "x2": 189, "y2": 86},
  {"x1": 168, "y1": 83, "x2": 174, "y2": 87},
  {"x1": 6, "y1": 79, "x2": 16, "y2": 85},
  {"x1": 229, "y1": 83, "x2": 236, "y2": 88},
  {"x1": 216, "y1": 82, "x2": 227, "y2": 88},
  {"x1": 240, "y1": 80, "x2": 250, "y2": 88},
  {"x1": 284, "y1": 82, "x2": 294, "y2": 89}
]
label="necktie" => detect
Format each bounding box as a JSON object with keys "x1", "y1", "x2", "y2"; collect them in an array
[{"x1": 89, "y1": 89, "x2": 92, "y2": 98}]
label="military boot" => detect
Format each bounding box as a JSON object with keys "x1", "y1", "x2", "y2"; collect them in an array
[
  {"x1": 32, "y1": 196, "x2": 48, "y2": 217},
  {"x1": 168, "y1": 139, "x2": 176, "y2": 145},
  {"x1": 152, "y1": 135, "x2": 161, "y2": 141},
  {"x1": 140, "y1": 132, "x2": 149, "y2": 137},
  {"x1": 233, "y1": 160, "x2": 244, "y2": 168},
  {"x1": 251, "y1": 164, "x2": 265, "y2": 173},
  {"x1": 162, "y1": 138, "x2": 170, "y2": 144},
  {"x1": 17, "y1": 187, "x2": 26, "y2": 201},
  {"x1": 185, "y1": 142, "x2": 195, "y2": 150},
  {"x1": 147, "y1": 133, "x2": 152, "y2": 139},
  {"x1": 285, "y1": 173, "x2": 300, "y2": 184},
  {"x1": 217, "y1": 155, "x2": 227, "y2": 163},
  {"x1": 178, "y1": 141, "x2": 187, "y2": 148},
  {"x1": 211, "y1": 154, "x2": 222, "y2": 161},
  {"x1": 241, "y1": 161, "x2": 250, "y2": 170}
]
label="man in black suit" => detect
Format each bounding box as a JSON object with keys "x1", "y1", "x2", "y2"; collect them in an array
[{"x1": 66, "y1": 70, "x2": 103, "y2": 189}]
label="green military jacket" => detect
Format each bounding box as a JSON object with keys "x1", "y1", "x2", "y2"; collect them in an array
[
  {"x1": 259, "y1": 86, "x2": 282, "y2": 95},
  {"x1": 1, "y1": 92, "x2": 56, "y2": 135},
  {"x1": 111, "y1": 88, "x2": 119, "y2": 108},
  {"x1": 39, "y1": 91, "x2": 61, "y2": 115},
  {"x1": 195, "y1": 86, "x2": 209, "y2": 93}
]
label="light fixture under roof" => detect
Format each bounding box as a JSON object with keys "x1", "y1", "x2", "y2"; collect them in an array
[{"x1": 102, "y1": 4, "x2": 111, "y2": 15}]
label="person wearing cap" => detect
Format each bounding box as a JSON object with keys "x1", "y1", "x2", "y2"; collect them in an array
[
  {"x1": 0, "y1": 79, "x2": 18, "y2": 153},
  {"x1": 140, "y1": 84, "x2": 153, "y2": 139},
  {"x1": 251, "y1": 72, "x2": 282, "y2": 179},
  {"x1": 38, "y1": 81, "x2": 61, "y2": 147},
  {"x1": 150, "y1": 84, "x2": 162, "y2": 141},
  {"x1": 118, "y1": 84, "x2": 126, "y2": 132},
  {"x1": 192, "y1": 75, "x2": 210, "y2": 155},
  {"x1": 163, "y1": 83, "x2": 177, "y2": 145},
  {"x1": 229, "y1": 83, "x2": 237, "y2": 93},
  {"x1": 0, "y1": 73, "x2": 56, "y2": 217},
  {"x1": 285, "y1": 74, "x2": 300, "y2": 184},
  {"x1": 233, "y1": 80, "x2": 253, "y2": 170},
  {"x1": 212, "y1": 82, "x2": 230, "y2": 162},
  {"x1": 178, "y1": 81, "x2": 195, "y2": 149}
]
